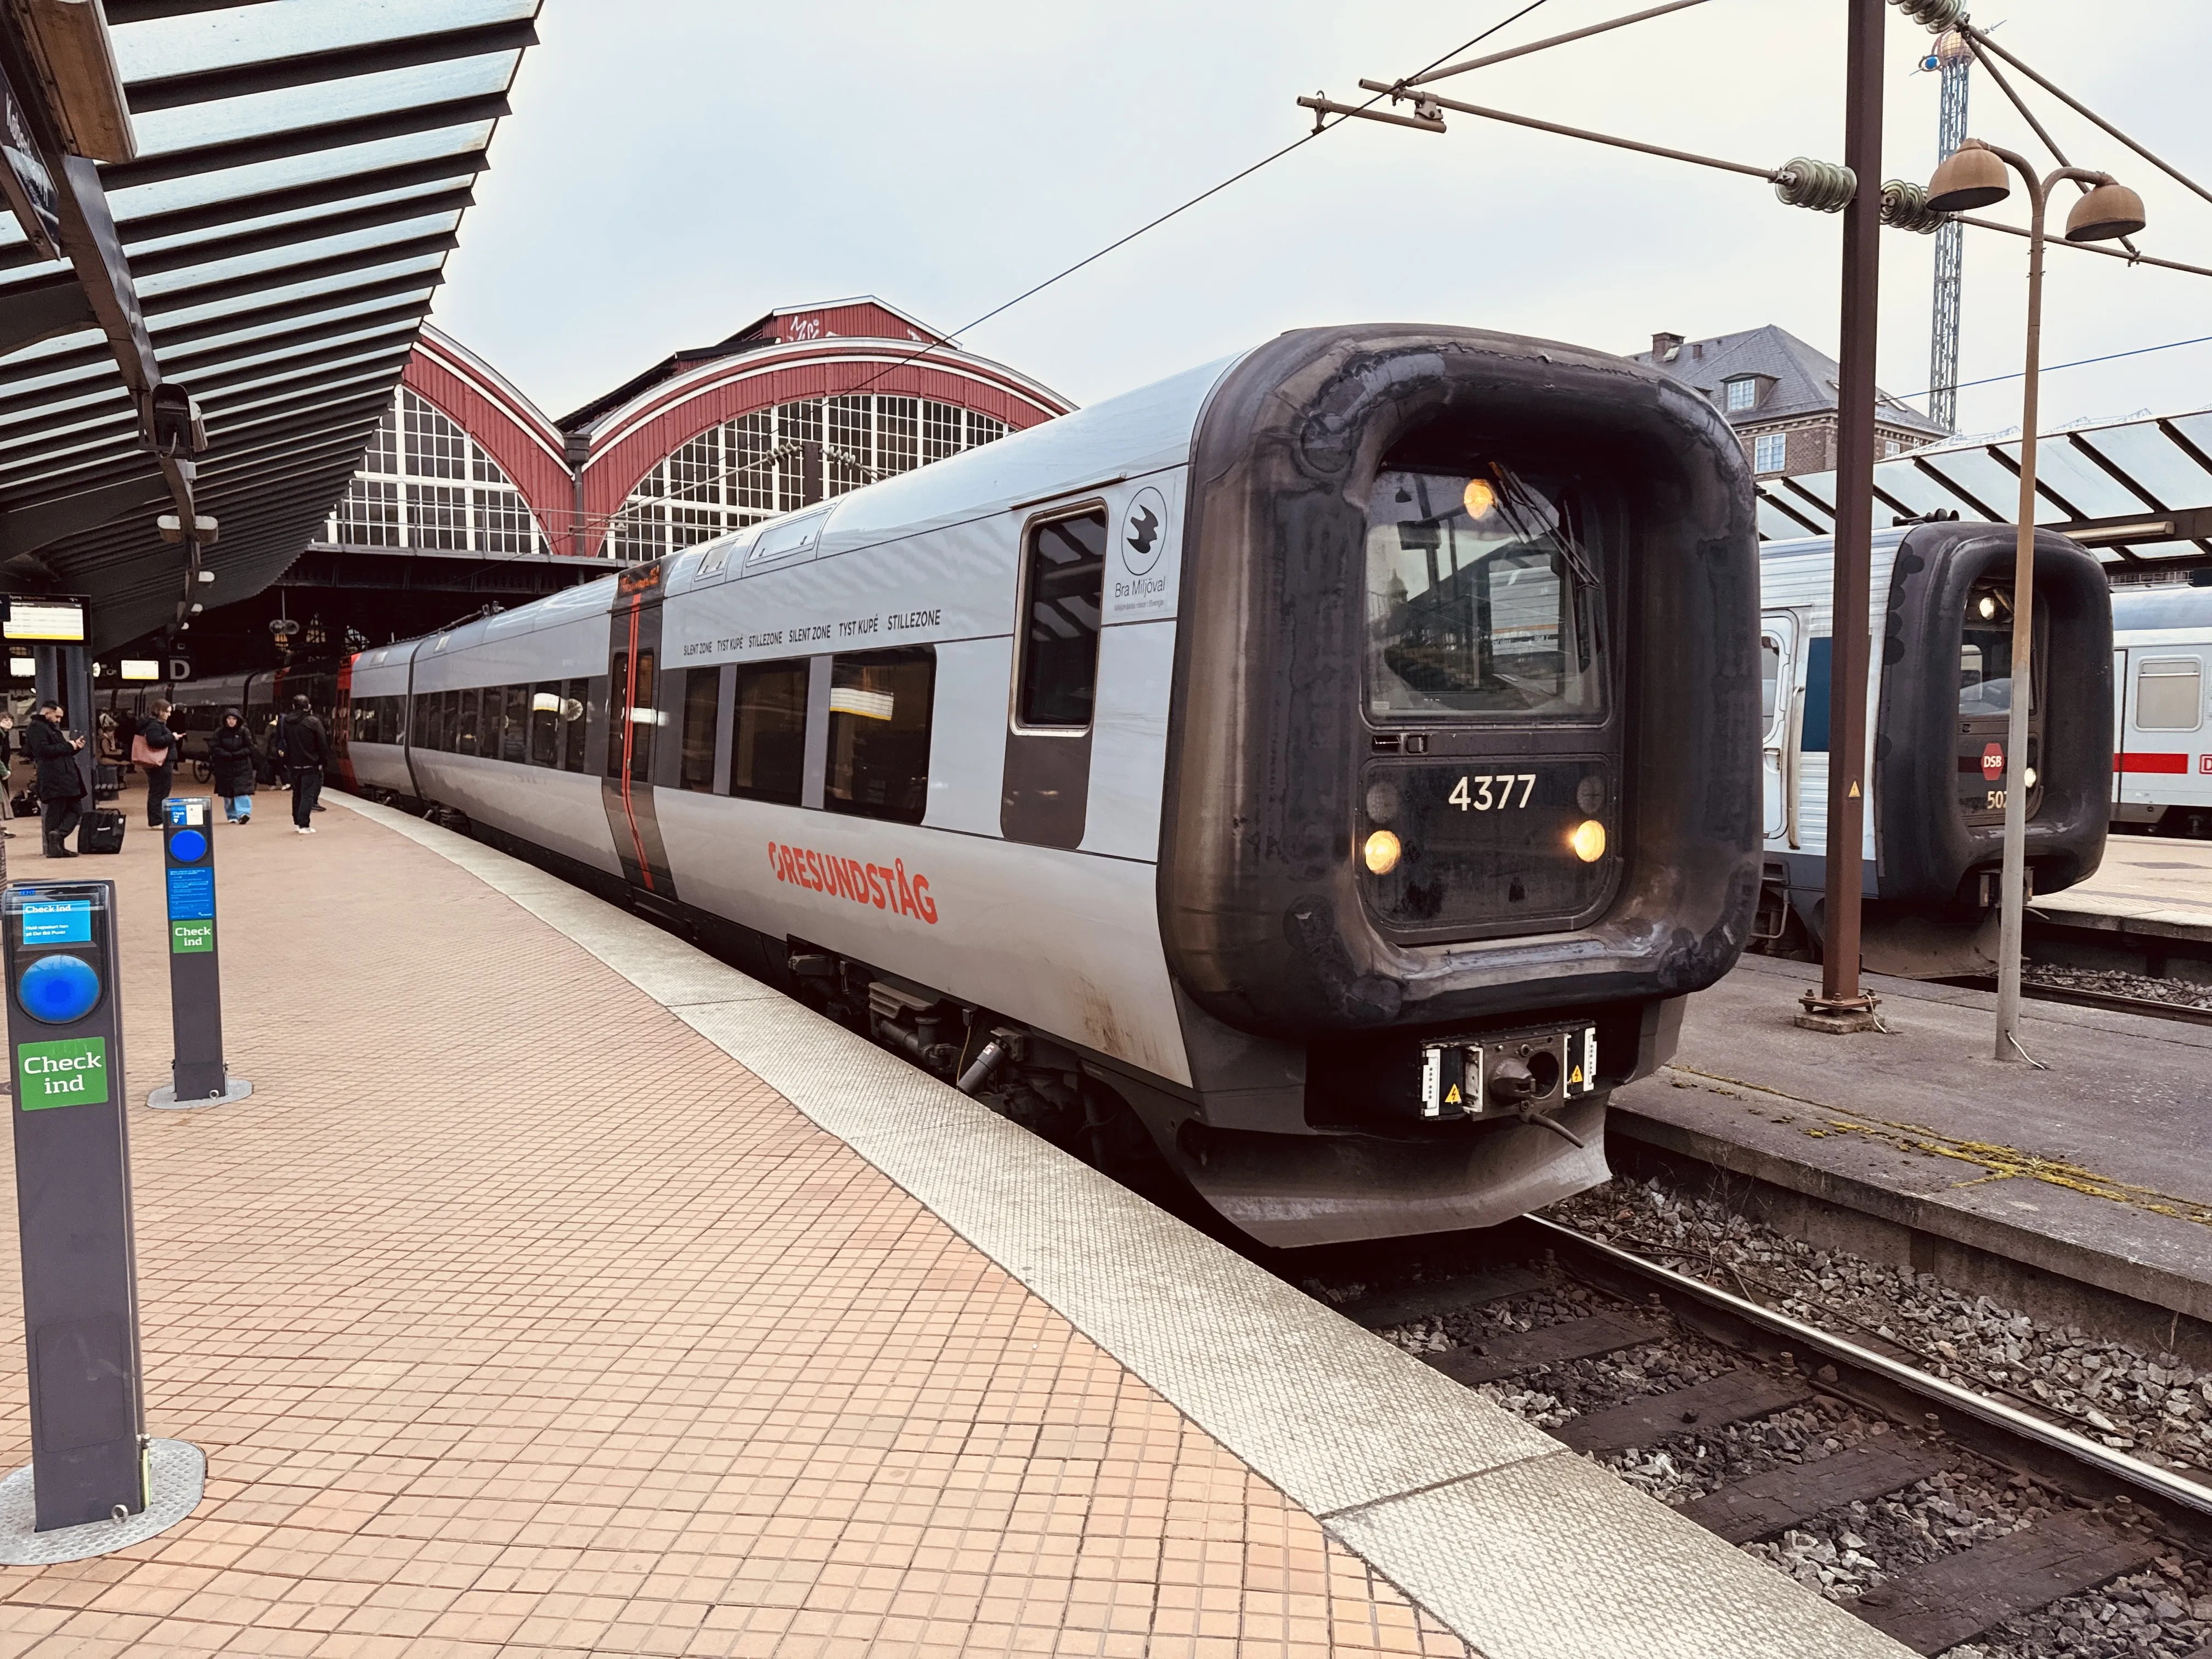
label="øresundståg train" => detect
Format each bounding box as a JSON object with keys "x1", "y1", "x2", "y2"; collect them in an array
[{"x1": 326, "y1": 325, "x2": 1765, "y2": 1247}]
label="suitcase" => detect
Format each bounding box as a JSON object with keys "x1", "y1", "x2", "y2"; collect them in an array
[
  {"x1": 93, "y1": 763, "x2": 120, "y2": 802},
  {"x1": 78, "y1": 808, "x2": 125, "y2": 854},
  {"x1": 8, "y1": 789, "x2": 35, "y2": 819}
]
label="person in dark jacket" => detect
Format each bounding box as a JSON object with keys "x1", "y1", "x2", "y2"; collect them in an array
[
  {"x1": 275, "y1": 693, "x2": 329, "y2": 833},
  {"x1": 25, "y1": 701, "x2": 85, "y2": 858},
  {"x1": 133, "y1": 699, "x2": 178, "y2": 827},
  {"x1": 208, "y1": 708, "x2": 257, "y2": 824}
]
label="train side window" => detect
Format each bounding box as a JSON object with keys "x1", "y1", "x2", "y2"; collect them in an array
[
  {"x1": 1017, "y1": 509, "x2": 1108, "y2": 729},
  {"x1": 561, "y1": 678, "x2": 588, "y2": 772},
  {"x1": 439, "y1": 689, "x2": 459, "y2": 752},
  {"x1": 529, "y1": 682, "x2": 561, "y2": 766},
  {"x1": 826, "y1": 647, "x2": 934, "y2": 825},
  {"x1": 729, "y1": 658, "x2": 807, "y2": 805},
  {"x1": 1759, "y1": 638, "x2": 1781, "y2": 723},
  {"x1": 458, "y1": 687, "x2": 481, "y2": 755},
  {"x1": 679, "y1": 668, "x2": 719, "y2": 792},
  {"x1": 2138, "y1": 658, "x2": 2203, "y2": 730}
]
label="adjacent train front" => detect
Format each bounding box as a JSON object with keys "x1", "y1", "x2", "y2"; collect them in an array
[
  {"x1": 1870, "y1": 521, "x2": 2111, "y2": 923},
  {"x1": 1152, "y1": 326, "x2": 1762, "y2": 1246}
]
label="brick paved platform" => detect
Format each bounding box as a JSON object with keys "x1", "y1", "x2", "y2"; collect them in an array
[{"x1": 0, "y1": 789, "x2": 1901, "y2": 1658}]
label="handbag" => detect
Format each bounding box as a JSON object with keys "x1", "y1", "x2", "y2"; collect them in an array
[{"x1": 129, "y1": 731, "x2": 170, "y2": 768}]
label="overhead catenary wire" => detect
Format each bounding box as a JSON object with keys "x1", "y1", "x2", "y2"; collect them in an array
[
  {"x1": 1960, "y1": 33, "x2": 2140, "y2": 258},
  {"x1": 822, "y1": 0, "x2": 1557, "y2": 409},
  {"x1": 1890, "y1": 329, "x2": 2212, "y2": 403},
  {"x1": 1966, "y1": 25, "x2": 2212, "y2": 212},
  {"x1": 1403, "y1": 0, "x2": 1711, "y2": 89}
]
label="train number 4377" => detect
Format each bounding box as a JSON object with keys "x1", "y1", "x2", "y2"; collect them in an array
[{"x1": 1450, "y1": 774, "x2": 1537, "y2": 811}]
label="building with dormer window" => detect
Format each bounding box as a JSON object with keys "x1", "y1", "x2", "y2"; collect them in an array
[{"x1": 1633, "y1": 325, "x2": 1948, "y2": 480}]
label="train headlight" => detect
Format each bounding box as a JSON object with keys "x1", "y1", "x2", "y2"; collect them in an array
[
  {"x1": 1568, "y1": 819, "x2": 1607, "y2": 863},
  {"x1": 1978, "y1": 594, "x2": 1998, "y2": 620},
  {"x1": 1363, "y1": 830, "x2": 1402, "y2": 874},
  {"x1": 2024, "y1": 766, "x2": 2038, "y2": 789}
]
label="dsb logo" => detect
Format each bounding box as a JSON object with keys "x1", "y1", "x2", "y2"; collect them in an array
[{"x1": 2200, "y1": 755, "x2": 2212, "y2": 775}]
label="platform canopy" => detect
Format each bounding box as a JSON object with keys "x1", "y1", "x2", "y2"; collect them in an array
[
  {"x1": 1757, "y1": 407, "x2": 2212, "y2": 573},
  {"x1": 0, "y1": 0, "x2": 537, "y2": 652}
]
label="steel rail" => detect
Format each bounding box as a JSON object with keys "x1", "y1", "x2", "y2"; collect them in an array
[
  {"x1": 1402, "y1": 0, "x2": 1711, "y2": 89},
  {"x1": 1522, "y1": 1214, "x2": 2212, "y2": 1530}
]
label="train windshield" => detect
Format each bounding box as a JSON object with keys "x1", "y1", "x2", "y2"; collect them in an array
[
  {"x1": 1364, "y1": 466, "x2": 1603, "y2": 720},
  {"x1": 1959, "y1": 587, "x2": 2030, "y2": 716}
]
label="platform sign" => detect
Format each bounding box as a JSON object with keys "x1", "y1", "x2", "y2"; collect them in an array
[
  {"x1": 161, "y1": 800, "x2": 232, "y2": 1101},
  {"x1": 1, "y1": 879, "x2": 146, "y2": 1531}
]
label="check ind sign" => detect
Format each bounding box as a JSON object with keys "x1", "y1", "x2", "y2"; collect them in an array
[{"x1": 17, "y1": 1037, "x2": 106, "y2": 1108}]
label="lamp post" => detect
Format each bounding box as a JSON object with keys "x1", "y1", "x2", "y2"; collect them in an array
[{"x1": 1922, "y1": 139, "x2": 2145, "y2": 1061}]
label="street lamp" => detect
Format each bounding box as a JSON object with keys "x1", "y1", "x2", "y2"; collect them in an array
[{"x1": 1923, "y1": 139, "x2": 2146, "y2": 1062}]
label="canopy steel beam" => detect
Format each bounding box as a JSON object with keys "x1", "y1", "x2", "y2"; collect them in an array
[
  {"x1": 123, "y1": 19, "x2": 536, "y2": 112},
  {"x1": 99, "y1": 93, "x2": 509, "y2": 193}
]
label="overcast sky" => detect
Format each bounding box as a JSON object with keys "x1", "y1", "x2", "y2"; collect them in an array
[{"x1": 436, "y1": 0, "x2": 2212, "y2": 441}]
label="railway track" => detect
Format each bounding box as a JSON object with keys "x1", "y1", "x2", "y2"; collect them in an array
[
  {"x1": 1928, "y1": 971, "x2": 2212, "y2": 1026},
  {"x1": 1331, "y1": 1217, "x2": 2212, "y2": 1656}
]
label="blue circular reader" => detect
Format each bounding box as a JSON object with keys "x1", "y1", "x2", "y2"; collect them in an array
[
  {"x1": 18, "y1": 955, "x2": 100, "y2": 1025},
  {"x1": 170, "y1": 828, "x2": 207, "y2": 862}
]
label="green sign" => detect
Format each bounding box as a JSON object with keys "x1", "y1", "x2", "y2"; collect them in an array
[
  {"x1": 17, "y1": 1036, "x2": 108, "y2": 1109},
  {"x1": 170, "y1": 919, "x2": 213, "y2": 955}
]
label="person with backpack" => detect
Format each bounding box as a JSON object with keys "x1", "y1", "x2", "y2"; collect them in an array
[
  {"x1": 25, "y1": 701, "x2": 85, "y2": 858},
  {"x1": 208, "y1": 708, "x2": 257, "y2": 825},
  {"x1": 131, "y1": 699, "x2": 178, "y2": 827},
  {"x1": 275, "y1": 693, "x2": 329, "y2": 833}
]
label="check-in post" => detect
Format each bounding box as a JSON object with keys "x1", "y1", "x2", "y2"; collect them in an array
[
  {"x1": 153, "y1": 798, "x2": 247, "y2": 1108},
  {"x1": 2, "y1": 881, "x2": 144, "y2": 1529}
]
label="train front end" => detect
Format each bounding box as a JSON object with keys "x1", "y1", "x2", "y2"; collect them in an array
[{"x1": 1153, "y1": 325, "x2": 1763, "y2": 1246}]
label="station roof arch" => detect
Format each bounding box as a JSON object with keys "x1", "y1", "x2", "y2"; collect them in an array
[{"x1": 0, "y1": 0, "x2": 539, "y2": 651}]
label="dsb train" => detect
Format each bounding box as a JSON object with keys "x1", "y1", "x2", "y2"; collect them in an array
[
  {"x1": 2111, "y1": 582, "x2": 2212, "y2": 839},
  {"x1": 319, "y1": 326, "x2": 1764, "y2": 1247},
  {"x1": 1753, "y1": 523, "x2": 2111, "y2": 977}
]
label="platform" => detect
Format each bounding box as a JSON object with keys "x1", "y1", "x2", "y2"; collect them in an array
[
  {"x1": 0, "y1": 792, "x2": 1900, "y2": 1658},
  {"x1": 1612, "y1": 953, "x2": 2212, "y2": 1360},
  {"x1": 2032, "y1": 832, "x2": 2212, "y2": 951}
]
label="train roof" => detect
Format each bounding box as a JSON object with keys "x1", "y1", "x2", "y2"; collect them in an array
[{"x1": 2112, "y1": 583, "x2": 2212, "y2": 632}]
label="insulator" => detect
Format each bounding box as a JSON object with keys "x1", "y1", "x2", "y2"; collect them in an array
[
  {"x1": 1881, "y1": 179, "x2": 1948, "y2": 235},
  {"x1": 1891, "y1": 0, "x2": 1969, "y2": 29},
  {"x1": 1774, "y1": 158, "x2": 1857, "y2": 215}
]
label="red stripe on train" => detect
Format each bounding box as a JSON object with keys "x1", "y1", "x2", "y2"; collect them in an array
[{"x1": 2115, "y1": 752, "x2": 2190, "y2": 774}]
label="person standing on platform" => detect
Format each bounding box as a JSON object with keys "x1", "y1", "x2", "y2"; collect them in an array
[
  {"x1": 276, "y1": 692, "x2": 328, "y2": 833},
  {"x1": 209, "y1": 707, "x2": 257, "y2": 825},
  {"x1": 131, "y1": 698, "x2": 178, "y2": 827},
  {"x1": 25, "y1": 701, "x2": 84, "y2": 859}
]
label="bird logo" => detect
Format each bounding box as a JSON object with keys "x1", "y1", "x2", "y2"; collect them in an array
[
  {"x1": 1121, "y1": 487, "x2": 1168, "y2": 576},
  {"x1": 1126, "y1": 504, "x2": 1160, "y2": 559}
]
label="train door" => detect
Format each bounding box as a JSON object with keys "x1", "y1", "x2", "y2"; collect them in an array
[
  {"x1": 2126, "y1": 650, "x2": 2207, "y2": 831},
  {"x1": 331, "y1": 656, "x2": 356, "y2": 792},
  {"x1": 1759, "y1": 612, "x2": 1799, "y2": 843},
  {"x1": 600, "y1": 562, "x2": 677, "y2": 894},
  {"x1": 2112, "y1": 647, "x2": 2126, "y2": 808}
]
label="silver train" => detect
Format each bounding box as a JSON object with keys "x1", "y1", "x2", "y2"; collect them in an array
[
  {"x1": 332, "y1": 325, "x2": 1765, "y2": 1247},
  {"x1": 1752, "y1": 522, "x2": 2112, "y2": 978}
]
